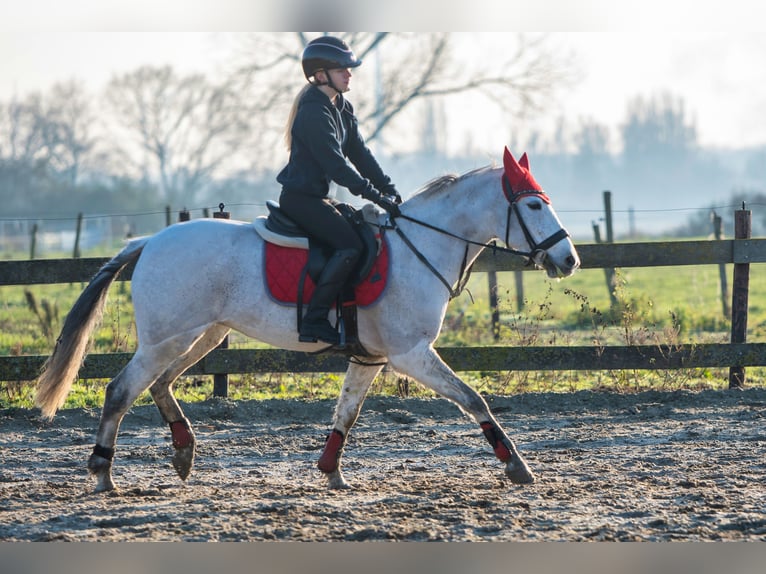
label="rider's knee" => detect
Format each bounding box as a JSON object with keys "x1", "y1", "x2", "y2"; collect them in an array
[{"x1": 335, "y1": 247, "x2": 361, "y2": 266}]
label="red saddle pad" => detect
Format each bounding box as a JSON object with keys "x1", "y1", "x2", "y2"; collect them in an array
[{"x1": 264, "y1": 237, "x2": 389, "y2": 307}]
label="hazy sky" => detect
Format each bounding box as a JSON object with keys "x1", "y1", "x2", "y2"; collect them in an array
[
  {"x1": 1, "y1": 1, "x2": 764, "y2": 154},
  {"x1": 2, "y1": 30, "x2": 765, "y2": 155},
  {"x1": 560, "y1": 33, "x2": 766, "y2": 150},
  {"x1": 447, "y1": 32, "x2": 766, "y2": 154}
]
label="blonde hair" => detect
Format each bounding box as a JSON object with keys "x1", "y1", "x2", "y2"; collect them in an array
[{"x1": 284, "y1": 83, "x2": 312, "y2": 150}]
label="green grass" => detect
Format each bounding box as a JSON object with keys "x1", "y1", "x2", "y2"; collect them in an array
[{"x1": 2, "y1": 259, "x2": 765, "y2": 411}]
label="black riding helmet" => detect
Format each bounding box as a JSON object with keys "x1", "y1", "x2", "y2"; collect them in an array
[{"x1": 301, "y1": 36, "x2": 362, "y2": 83}]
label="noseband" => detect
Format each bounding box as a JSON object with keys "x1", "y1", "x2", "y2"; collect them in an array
[
  {"x1": 501, "y1": 175, "x2": 570, "y2": 262},
  {"x1": 389, "y1": 172, "x2": 571, "y2": 299}
]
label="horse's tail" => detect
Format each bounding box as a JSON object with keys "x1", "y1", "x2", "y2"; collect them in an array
[{"x1": 35, "y1": 236, "x2": 150, "y2": 420}]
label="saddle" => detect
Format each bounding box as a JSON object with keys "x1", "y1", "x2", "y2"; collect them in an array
[{"x1": 253, "y1": 200, "x2": 386, "y2": 354}]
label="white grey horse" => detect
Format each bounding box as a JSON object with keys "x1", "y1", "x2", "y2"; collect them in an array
[{"x1": 36, "y1": 148, "x2": 580, "y2": 492}]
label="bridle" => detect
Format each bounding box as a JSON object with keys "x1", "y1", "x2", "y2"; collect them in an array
[
  {"x1": 500, "y1": 174, "x2": 571, "y2": 265},
  {"x1": 386, "y1": 172, "x2": 571, "y2": 300}
]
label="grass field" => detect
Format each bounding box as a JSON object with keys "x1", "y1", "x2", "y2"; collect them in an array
[{"x1": 2, "y1": 255, "x2": 765, "y2": 410}]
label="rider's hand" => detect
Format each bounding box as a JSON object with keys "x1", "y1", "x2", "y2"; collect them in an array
[
  {"x1": 384, "y1": 188, "x2": 403, "y2": 205},
  {"x1": 377, "y1": 195, "x2": 401, "y2": 218},
  {"x1": 381, "y1": 184, "x2": 403, "y2": 205}
]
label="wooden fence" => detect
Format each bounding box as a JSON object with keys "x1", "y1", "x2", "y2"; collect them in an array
[{"x1": 2, "y1": 211, "x2": 766, "y2": 391}]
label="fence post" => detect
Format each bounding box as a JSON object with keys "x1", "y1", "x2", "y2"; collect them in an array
[
  {"x1": 487, "y1": 253, "x2": 524, "y2": 340},
  {"x1": 514, "y1": 270, "x2": 524, "y2": 311},
  {"x1": 712, "y1": 211, "x2": 730, "y2": 318},
  {"x1": 73, "y1": 212, "x2": 83, "y2": 258},
  {"x1": 29, "y1": 223, "x2": 38, "y2": 260},
  {"x1": 179, "y1": 208, "x2": 190, "y2": 222},
  {"x1": 593, "y1": 193, "x2": 618, "y2": 309},
  {"x1": 603, "y1": 191, "x2": 618, "y2": 309},
  {"x1": 487, "y1": 250, "x2": 524, "y2": 339},
  {"x1": 212, "y1": 203, "x2": 231, "y2": 397},
  {"x1": 604, "y1": 190, "x2": 614, "y2": 244},
  {"x1": 591, "y1": 220, "x2": 602, "y2": 243},
  {"x1": 487, "y1": 267, "x2": 500, "y2": 341},
  {"x1": 729, "y1": 205, "x2": 751, "y2": 389}
]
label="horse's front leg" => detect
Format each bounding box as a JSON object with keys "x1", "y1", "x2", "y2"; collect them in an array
[
  {"x1": 318, "y1": 360, "x2": 384, "y2": 489},
  {"x1": 479, "y1": 420, "x2": 535, "y2": 484},
  {"x1": 391, "y1": 343, "x2": 535, "y2": 484}
]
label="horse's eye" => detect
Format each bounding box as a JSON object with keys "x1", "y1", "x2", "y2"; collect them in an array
[{"x1": 527, "y1": 201, "x2": 543, "y2": 211}]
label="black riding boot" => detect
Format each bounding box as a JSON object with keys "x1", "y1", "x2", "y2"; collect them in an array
[{"x1": 299, "y1": 248, "x2": 360, "y2": 345}]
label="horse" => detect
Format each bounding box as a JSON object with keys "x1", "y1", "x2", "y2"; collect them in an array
[{"x1": 35, "y1": 147, "x2": 580, "y2": 492}]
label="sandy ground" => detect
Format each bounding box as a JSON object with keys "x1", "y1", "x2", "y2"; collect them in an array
[{"x1": 0, "y1": 388, "x2": 764, "y2": 541}]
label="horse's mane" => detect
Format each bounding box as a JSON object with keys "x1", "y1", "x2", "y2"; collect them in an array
[{"x1": 410, "y1": 166, "x2": 493, "y2": 200}]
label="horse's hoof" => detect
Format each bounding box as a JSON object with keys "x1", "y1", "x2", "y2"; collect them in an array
[
  {"x1": 505, "y1": 458, "x2": 536, "y2": 484},
  {"x1": 325, "y1": 470, "x2": 351, "y2": 490},
  {"x1": 88, "y1": 453, "x2": 116, "y2": 492},
  {"x1": 172, "y1": 445, "x2": 195, "y2": 481},
  {"x1": 94, "y1": 474, "x2": 117, "y2": 493}
]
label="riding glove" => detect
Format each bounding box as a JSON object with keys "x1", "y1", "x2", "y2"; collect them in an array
[
  {"x1": 382, "y1": 185, "x2": 403, "y2": 205},
  {"x1": 377, "y1": 195, "x2": 401, "y2": 217},
  {"x1": 361, "y1": 184, "x2": 401, "y2": 217}
]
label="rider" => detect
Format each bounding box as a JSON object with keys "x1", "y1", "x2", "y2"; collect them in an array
[{"x1": 277, "y1": 35, "x2": 402, "y2": 346}]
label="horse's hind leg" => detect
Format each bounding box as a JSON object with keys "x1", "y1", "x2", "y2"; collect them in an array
[
  {"x1": 88, "y1": 332, "x2": 209, "y2": 492},
  {"x1": 390, "y1": 342, "x2": 535, "y2": 484},
  {"x1": 318, "y1": 360, "x2": 384, "y2": 489},
  {"x1": 149, "y1": 325, "x2": 230, "y2": 481},
  {"x1": 87, "y1": 352, "x2": 165, "y2": 492}
]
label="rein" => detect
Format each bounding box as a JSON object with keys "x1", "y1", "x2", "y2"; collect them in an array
[
  {"x1": 389, "y1": 216, "x2": 475, "y2": 299},
  {"x1": 390, "y1": 214, "x2": 532, "y2": 300},
  {"x1": 386, "y1": 213, "x2": 531, "y2": 301},
  {"x1": 385, "y1": 174, "x2": 570, "y2": 300}
]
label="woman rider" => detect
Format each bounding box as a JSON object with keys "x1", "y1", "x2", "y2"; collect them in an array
[{"x1": 277, "y1": 36, "x2": 402, "y2": 346}]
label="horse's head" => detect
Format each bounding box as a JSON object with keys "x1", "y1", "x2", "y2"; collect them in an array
[{"x1": 502, "y1": 147, "x2": 580, "y2": 278}]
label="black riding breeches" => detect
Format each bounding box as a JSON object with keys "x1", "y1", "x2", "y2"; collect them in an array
[{"x1": 278, "y1": 193, "x2": 363, "y2": 253}]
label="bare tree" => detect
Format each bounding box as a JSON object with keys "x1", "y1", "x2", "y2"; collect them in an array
[
  {"x1": 621, "y1": 92, "x2": 698, "y2": 162},
  {"x1": 0, "y1": 92, "x2": 55, "y2": 211},
  {"x1": 230, "y1": 32, "x2": 577, "y2": 166},
  {"x1": 43, "y1": 80, "x2": 97, "y2": 188},
  {"x1": 0, "y1": 92, "x2": 49, "y2": 165},
  {"x1": 103, "y1": 65, "x2": 251, "y2": 207}
]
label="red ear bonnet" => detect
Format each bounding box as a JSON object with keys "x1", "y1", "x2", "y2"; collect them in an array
[{"x1": 503, "y1": 147, "x2": 543, "y2": 194}]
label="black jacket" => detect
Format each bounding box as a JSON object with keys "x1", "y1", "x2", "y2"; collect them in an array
[{"x1": 277, "y1": 85, "x2": 395, "y2": 200}]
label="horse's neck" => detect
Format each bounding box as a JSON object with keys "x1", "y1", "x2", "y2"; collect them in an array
[
  {"x1": 406, "y1": 168, "x2": 503, "y2": 247},
  {"x1": 400, "y1": 168, "x2": 504, "y2": 277}
]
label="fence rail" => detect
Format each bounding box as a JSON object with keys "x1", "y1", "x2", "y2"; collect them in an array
[
  {"x1": 3, "y1": 238, "x2": 766, "y2": 286},
  {"x1": 2, "y1": 236, "x2": 765, "y2": 386},
  {"x1": 2, "y1": 343, "x2": 766, "y2": 382}
]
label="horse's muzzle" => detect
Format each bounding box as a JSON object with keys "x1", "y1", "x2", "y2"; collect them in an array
[{"x1": 540, "y1": 250, "x2": 579, "y2": 278}]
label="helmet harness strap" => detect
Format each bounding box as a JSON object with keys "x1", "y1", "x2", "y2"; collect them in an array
[{"x1": 312, "y1": 69, "x2": 341, "y2": 95}]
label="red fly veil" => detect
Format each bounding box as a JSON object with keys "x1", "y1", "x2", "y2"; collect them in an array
[{"x1": 502, "y1": 147, "x2": 550, "y2": 204}]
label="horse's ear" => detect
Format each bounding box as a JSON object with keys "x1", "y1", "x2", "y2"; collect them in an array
[
  {"x1": 503, "y1": 147, "x2": 543, "y2": 193},
  {"x1": 503, "y1": 146, "x2": 522, "y2": 177}
]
